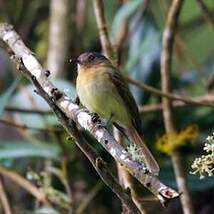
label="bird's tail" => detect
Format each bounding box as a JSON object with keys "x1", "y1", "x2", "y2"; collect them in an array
[{"x1": 127, "y1": 127, "x2": 160, "y2": 175}]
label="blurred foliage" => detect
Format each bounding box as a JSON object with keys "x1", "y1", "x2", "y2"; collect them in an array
[
  {"x1": 0, "y1": 76, "x2": 21, "y2": 116},
  {"x1": 9, "y1": 79, "x2": 76, "y2": 129},
  {"x1": 156, "y1": 124, "x2": 198, "y2": 155},
  {"x1": 0, "y1": 0, "x2": 214, "y2": 213}
]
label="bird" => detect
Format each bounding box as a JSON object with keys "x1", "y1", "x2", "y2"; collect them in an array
[{"x1": 75, "y1": 51, "x2": 159, "y2": 174}]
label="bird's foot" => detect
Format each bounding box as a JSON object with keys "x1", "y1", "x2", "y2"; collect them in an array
[
  {"x1": 89, "y1": 112, "x2": 101, "y2": 123},
  {"x1": 74, "y1": 96, "x2": 80, "y2": 105}
]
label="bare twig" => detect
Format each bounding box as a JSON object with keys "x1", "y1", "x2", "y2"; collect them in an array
[
  {"x1": 117, "y1": 165, "x2": 147, "y2": 214},
  {"x1": 126, "y1": 76, "x2": 214, "y2": 108},
  {"x1": 5, "y1": 106, "x2": 52, "y2": 115},
  {"x1": 0, "y1": 178, "x2": 12, "y2": 214},
  {"x1": 160, "y1": 1, "x2": 195, "y2": 214},
  {"x1": 76, "y1": 181, "x2": 103, "y2": 214},
  {"x1": 0, "y1": 166, "x2": 48, "y2": 205},
  {"x1": 0, "y1": 23, "x2": 179, "y2": 205},
  {"x1": 4, "y1": 92, "x2": 214, "y2": 116},
  {"x1": 139, "y1": 102, "x2": 184, "y2": 113},
  {"x1": 0, "y1": 118, "x2": 61, "y2": 132},
  {"x1": 196, "y1": 0, "x2": 214, "y2": 28},
  {"x1": 180, "y1": 9, "x2": 214, "y2": 31},
  {"x1": 139, "y1": 93, "x2": 214, "y2": 113},
  {"x1": 92, "y1": 0, "x2": 114, "y2": 61}
]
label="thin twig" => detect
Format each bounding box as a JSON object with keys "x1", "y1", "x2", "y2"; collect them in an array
[
  {"x1": 5, "y1": 106, "x2": 52, "y2": 115},
  {"x1": 92, "y1": 0, "x2": 114, "y2": 60},
  {"x1": 0, "y1": 177, "x2": 12, "y2": 214},
  {"x1": 117, "y1": 165, "x2": 147, "y2": 214},
  {"x1": 0, "y1": 166, "x2": 48, "y2": 205},
  {"x1": 139, "y1": 94, "x2": 214, "y2": 113},
  {"x1": 160, "y1": 1, "x2": 195, "y2": 214},
  {"x1": 0, "y1": 118, "x2": 61, "y2": 132},
  {"x1": 179, "y1": 9, "x2": 214, "y2": 31},
  {"x1": 4, "y1": 94, "x2": 214, "y2": 117},
  {"x1": 196, "y1": 0, "x2": 214, "y2": 28},
  {"x1": 126, "y1": 76, "x2": 214, "y2": 107},
  {"x1": 76, "y1": 181, "x2": 103, "y2": 214}
]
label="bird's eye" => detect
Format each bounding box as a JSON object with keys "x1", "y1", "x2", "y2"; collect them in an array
[{"x1": 88, "y1": 54, "x2": 95, "y2": 61}]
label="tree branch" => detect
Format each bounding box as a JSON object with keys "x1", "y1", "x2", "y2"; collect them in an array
[
  {"x1": 196, "y1": 0, "x2": 214, "y2": 28},
  {"x1": 160, "y1": 0, "x2": 195, "y2": 213},
  {"x1": 92, "y1": 0, "x2": 114, "y2": 60},
  {"x1": 0, "y1": 118, "x2": 61, "y2": 132},
  {"x1": 0, "y1": 23, "x2": 179, "y2": 206},
  {"x1": 0, "y1": 166, "x2": 48, "y2": 205},
  {"x1": 0, "y1": 177, "x2": 12, "y2": 214},
  {"x1": 4, "y1": 106, "x2": 52, "y2": 115},
  {"x1": 12, "y1": 56, "x2": 141, "y2": 214},
  {"x1": 126, "y1": 76, "x2": 214, "y2": 108}
]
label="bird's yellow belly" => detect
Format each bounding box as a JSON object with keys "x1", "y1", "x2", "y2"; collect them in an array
[{"x1": 77, "y1": 74, "x2": 130, "y2": 126}]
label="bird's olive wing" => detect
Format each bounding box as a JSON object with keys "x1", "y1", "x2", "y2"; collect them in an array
[{"x1": 108, "y1": 67, "x2": 143, "y2": 135}]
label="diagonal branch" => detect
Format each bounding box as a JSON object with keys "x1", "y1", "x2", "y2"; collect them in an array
[
  {"x1": 0, "y1": 118, "x2": 61, "y2": 132},
  {"x1": 0, "y1": 22, "x2": 179, "y2": 206},
  {"x1": 196, "y1": 0, "x2": 214, "y2": 28},
  {"x1": 25, "y1": 70, "x2": 140, "y2": 213},
  {"x1": 0, "y1": 177, "x2": 12, "y2": 214},
  {"x1": 0, "y1": 166, "x2": 48, "y2": 204}
]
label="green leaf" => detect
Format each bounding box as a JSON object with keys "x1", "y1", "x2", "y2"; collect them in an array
[
  {"x1": 0, "y1": 141, "x2": 61, "y2": 160},
  {"x1": 111, "y1": 0, "x2": 144, "y2": 39},
  {"x1": 0, "y1": 77, "x2": 21, "y2": 116},
  {"x1": 126, "y1": 15, "x2": 161, "y2": 103}
]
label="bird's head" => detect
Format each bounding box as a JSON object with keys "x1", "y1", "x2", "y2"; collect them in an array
[{"x1": 75, "y1": 52, "x2": 110, "y2": 69}]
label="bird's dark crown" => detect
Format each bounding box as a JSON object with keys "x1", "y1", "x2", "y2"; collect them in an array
[{"x1": 77, "y1": 52, "x2": 109, "y2": 66}]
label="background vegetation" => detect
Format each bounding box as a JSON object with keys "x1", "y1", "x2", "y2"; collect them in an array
[{"x1": 0, "y1": 0, "x2": 213, "y2": 213}]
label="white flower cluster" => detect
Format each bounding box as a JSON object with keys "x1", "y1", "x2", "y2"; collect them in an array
[{"x1": 191, "y1": 133, "x2": 214, "y2": 179}]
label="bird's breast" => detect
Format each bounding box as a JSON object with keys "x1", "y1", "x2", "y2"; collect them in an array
[
  {"x1": 76, "y1": 67, "x2": 131, "y2": 126},
  {"x1": 76, "y1": 68, "x2": 112, "y2": 115}
]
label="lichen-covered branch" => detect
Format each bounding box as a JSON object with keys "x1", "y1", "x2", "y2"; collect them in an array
[
  {"x1": 160, "y1": 0, "x2": 195, "y2": 214},
  {"x1": 0, "y1": 23, "x2": 179, "y2": 205},
  {"x1": 21, "y1": 72, "x2": 140, "y2": 213}
]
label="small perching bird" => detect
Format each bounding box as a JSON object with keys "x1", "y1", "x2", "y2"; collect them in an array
[{"x1": 75, "y1": 52, "x2": 159, "y2": 174}]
